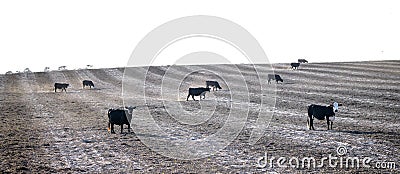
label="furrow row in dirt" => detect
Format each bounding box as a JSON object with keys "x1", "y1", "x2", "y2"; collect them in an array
[{"x1": 1, "y1": 60, "x2": 399, "y2": 173}]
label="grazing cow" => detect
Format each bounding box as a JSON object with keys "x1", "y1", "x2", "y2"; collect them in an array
[
  {"x1": 267, "y1": 74, "x2": 283, "y2": 84},
  {"x1": 82, "y1": 80, "x2": 95, "y2": 89},
  {"x1": 307, "y1": 102, "x2": 342, "y2": 130},
  {"x1": 298, "y1": 59, "x2": 309, "y2": 63},
  {"x1": 54, "y1": 83, "x2": 69, "y2": 92},
  {"x1": 291, "y1": 63, "x2": 300, "y2": 70},
  {"x1": 187, "y1": 87, "x2": 211, "y2": 101},
  {"x1": 206, "y1": 81, "x2": 222, "y2": 91},
  {"x1": 108, "y1": 106, "x2": 135, "y2": 134}
]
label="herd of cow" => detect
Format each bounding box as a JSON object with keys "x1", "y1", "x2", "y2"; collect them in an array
[{"x1": 52, "y1": 59, "x2": 342, "y2": 134}]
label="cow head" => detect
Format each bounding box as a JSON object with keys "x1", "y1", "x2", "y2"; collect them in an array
[
  {"x1": 125, "y1": 106, "x2": 136, "y2": 114},
  {"x1": 206, "y1": 87, "x2": 211, "y2": 92},
  {"x1": 330, "y1": 102, "x2": 341, "y2": 112}
]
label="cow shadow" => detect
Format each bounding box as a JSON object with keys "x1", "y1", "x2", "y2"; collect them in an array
[
  {"x1": 282, "y1": 82, "x2": 296, "y2": 84},
  {"x1": 336, "y1": 130, "x2": 383, "y2": 135},
  {"x1": 334, "y1": 130, "x2": 399, "y2": 136},
  {"x1": 83, "y1": 88, "x2": 101, "y2": 91}
]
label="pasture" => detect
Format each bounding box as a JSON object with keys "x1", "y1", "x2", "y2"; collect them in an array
[{"x1": 0, "y1": 60, "x2": 399, "y2": 173}]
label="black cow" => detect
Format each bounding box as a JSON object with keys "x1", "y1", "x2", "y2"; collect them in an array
[
  {"x1": 107, "y1": 106, "x2": 135, "y2": 134},
  {"x1": 206, "y1": 81, "x2": 222, "y2": 91},
  {"x1": 291, "y1": 63, "x2": 300, "y2": 70},
  {"x1": 83, "y1": 80, "x2": 95, "y2": 89},
  {"x1": 267, "y1": 74, "x2": 283, "y2": 84},
  {"x1": 298, "y1": 59, "x2": 308, "y2": 63},
  {"x1": 307, "y1": 102, "x2": 342, "y2": 130},
  {"x1": 187, "y1": 87, "x2": 211, "y2": 101},
  {"x1": 54, "y1": 83, "x2": 69, "y2": 92}
]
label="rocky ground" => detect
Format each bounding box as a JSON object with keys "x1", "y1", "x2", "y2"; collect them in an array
[{"x1": 0, "y1": 60, "x2": 399, "y2": 173}]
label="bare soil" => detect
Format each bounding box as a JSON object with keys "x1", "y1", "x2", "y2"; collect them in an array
[{"x1": 0, "y1": 60, "x2": 399, "y2": 173}]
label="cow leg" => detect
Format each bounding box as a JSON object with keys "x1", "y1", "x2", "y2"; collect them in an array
[
  {"x1": 55, "y1": 88, "x2": 57, "y2": 92},
  {"x1": 127, "y1": 124, "x2": 131, "y2": 133},
  {"x1": 187, "y1": 94, "x2": 190, "y2": 101},
  {"x1": 310, "y1": 117, "x2": 315, "y2": 130},
  {"x1": 192, "y1": 95, "x2": 196, "y2": 101},
  {"x1": 111, "y1": 124, "x2": 115, "y2": 134},
  {"x1": 326, "y1": 118, "x2": 331, "y2": 130},
  {"x1": 308, "y1": 117, "x2": 315, "y2": 130}
]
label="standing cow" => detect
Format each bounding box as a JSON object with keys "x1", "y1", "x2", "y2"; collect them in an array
[
  {"x1": 206, "y1": 81, "x2": 222, "y2": 91},
  {"x1": 108, "y1": 106, "x2": 135, "y2": 134},
  {"x1": 187, "y1": 87, "x2": 211, "y2": 101},
  {"x1": 267, "y1": 74, "x2": 283, "y2": 84},
  {"x1": 54, "y1": 83, "x2": 69, "y2": 92},
  {"x1": 83, "y1": 80, "x2": 95, "y2": 89},
  {"x1": 291, "y1": 63, "x2": 300, "y2": 70},
  {"x1": 307, "y1": 102, "x2": 342, "y2": 130}
]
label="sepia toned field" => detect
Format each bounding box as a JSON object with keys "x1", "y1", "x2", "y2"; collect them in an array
[{"x1": 0, "y1": 60, "x2": 399, "y2": 173}]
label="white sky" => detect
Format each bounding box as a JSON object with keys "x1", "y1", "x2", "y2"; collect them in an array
[{"x1": 0, "y1": 0, "x2": 399, "y2": 73}]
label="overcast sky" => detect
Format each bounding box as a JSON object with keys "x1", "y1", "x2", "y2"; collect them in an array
[{"x1": 0, "y1": 0, "x2": 399, "y2": 73}]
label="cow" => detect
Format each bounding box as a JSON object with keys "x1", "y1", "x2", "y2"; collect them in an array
[
  {"x1": 307, "y1": 102, "x2": 342, "y2": 130},
  {"x1": 107, "y1": 106, "x2": 135, "y2": 134},
  {"x1": 206, "y1": 81, "x2": 222, "y2": 91},
  {"x1": 298, "y1": 59, "x2": 309, "y2": 63},
  {"x1": 267, "y1": 74, "x2": 283, "y2": 84},
  {"x1": 187, "y1": 87, "x2": 211, "y2": 101},
  {"x1": 54, "y1": 83, "x2": 69, "y2": 92},
  {"x1": 291, "y1": 63, "x2": 300, "y2": 70},
  {"x1": 82, "y1": 80, "x2": 95, "y2": 89}
]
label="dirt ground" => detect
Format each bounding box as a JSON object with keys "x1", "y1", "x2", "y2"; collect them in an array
[{"x1": 0, "y1": 60, "x2": 399, "y2": 173}]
